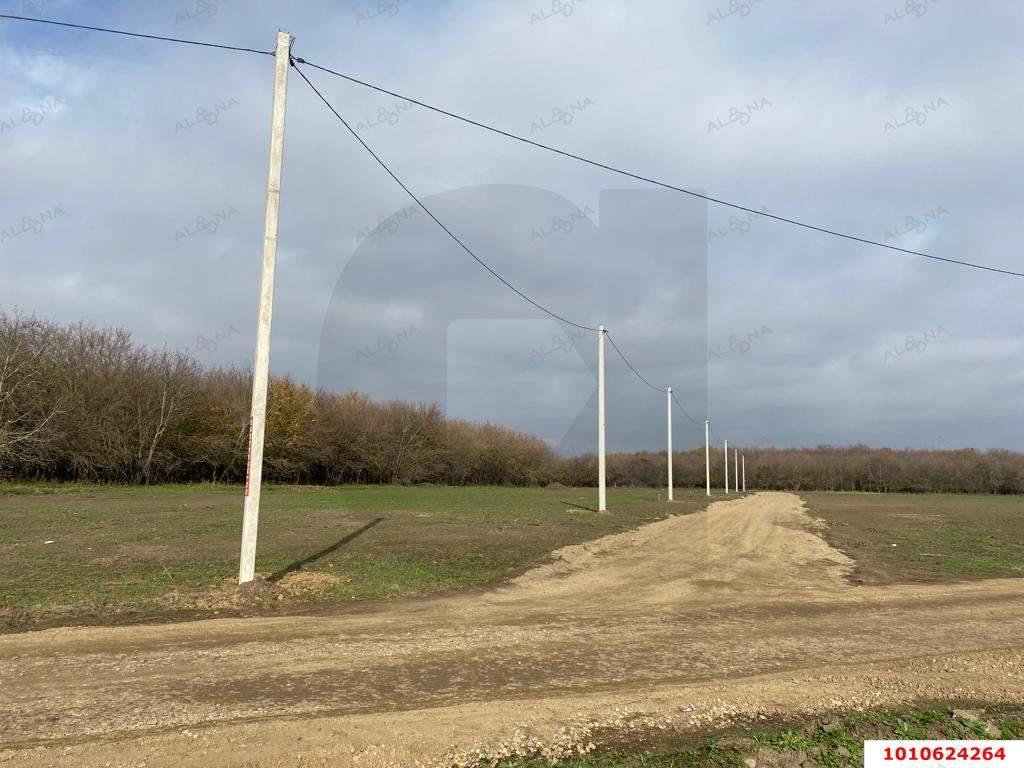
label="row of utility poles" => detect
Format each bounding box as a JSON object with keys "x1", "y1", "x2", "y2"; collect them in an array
[
  {"x1": 721, "y1": 439, "x2": 747, "y2": 495},
  {"x1": 239, "y1": 32, "x2": 753, "y2": 582},
  {"x1": 595, "y1": 327, "x2": 749, "y2": 513}
]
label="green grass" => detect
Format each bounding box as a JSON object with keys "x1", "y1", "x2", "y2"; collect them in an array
[
  {"x1": 0, "y1": 483, "x2": 720, "y2": 630},
  {"x1": 5, "y1": 485, "x2": 1021, "y2": 629},
  {"x1": 801, "y1": 492, "x2": 1024, "y2": 585},
  {"x1": 481, "y1": 705, "x2": 1024, "y2": 767}
]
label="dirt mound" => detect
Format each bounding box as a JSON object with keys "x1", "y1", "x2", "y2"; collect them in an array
[
  {"x1": 278, "y1": 571, "x2": 345, "y2": 595},
  {"x1": 159, "y1": 571, "x2": 347, "y2": 612}
]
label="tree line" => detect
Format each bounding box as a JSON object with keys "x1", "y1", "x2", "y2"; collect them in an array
[{"x1": 2, "y1": 311, "x2": 1021, "y2": 493}]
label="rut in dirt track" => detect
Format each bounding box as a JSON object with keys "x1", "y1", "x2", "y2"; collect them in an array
[{"x1": 1, "y1": 491, "x2": 1022, "y2": 759}]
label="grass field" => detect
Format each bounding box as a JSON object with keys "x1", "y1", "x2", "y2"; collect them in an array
[
  {"x1": 3, "y1": 485, "x2": 1023, "y2": 631},
  {"x1": 0, "y1": 482, "x2": 716, "y2": 630},
  {"x1": 803, "y1": 492, "x2": 1024, "y2": 585},
  {"x1": 483, "y1": 704, "x2": 1024, "y2": 768}
]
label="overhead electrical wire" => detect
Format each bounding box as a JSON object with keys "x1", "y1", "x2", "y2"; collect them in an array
[
  {"x1": 295, "y1": 62, "x2": 701, "y2": 413},
  {"x1": 301, "y1": 62, "x2": 721, "y2": 430},
  {"x1": 19, "y1": 12, "x2": 969, "y2": 434},
  {"x1": 604, "y1": 332, "x2": 665, "y2": 394},
  {"x1": 293, "y1": 56, "x2": 1024, "y2": 280},
  {"x1": 2, "y1": 13, "x2": 1015, "y2": 279},
  {"x1": 0, "y1": 13, "x2": 274, "y2": 55},
  {"x1": 291, "y1": 61, "x2": 599, "y2": 333},
  {"x1": 671, "y1": 391, "x2": 704, "y2": 429},
  {"x1": 1, "y1": 13, "x2": 695, "y2": 420}
]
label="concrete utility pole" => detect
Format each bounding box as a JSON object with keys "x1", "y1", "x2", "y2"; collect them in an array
[
  {"x1": 742, "y1": 454, "x2": 746, "y2": 492},
  {"x1": 734, "y1": 448, "x2": 739, "y2": 493},
  {"x1": 724, "y1": 438, "x2": 729, "y2": 494},
  {"x1": 598, "y1": 325, "x2": 606, "y2": 512},
  {"x1": 666, "y1": 387, "x2": 673, "y2": 501},
  {"x1": 239, "y1": 30, "x2": 293, "y2": 585},
  {"x1": 704, "y1": 419, "x2": 710, "y2": 496}
]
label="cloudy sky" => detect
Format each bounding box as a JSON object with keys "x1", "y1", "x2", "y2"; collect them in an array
[{"x1": 2, "y1": 0, "x2": 1022, "y2": 454}]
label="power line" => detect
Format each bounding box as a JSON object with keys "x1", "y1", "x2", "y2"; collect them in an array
[
  {"x1": 295, "y1": 61, "x2": 704, "y2": 403},
  {"x1": 3, "y1": 15, "x2": 1016, "y2": 279},
  {"x1": 0, "y1": 13, "x2": 274, "y2": 55},
  {"x1": 602, "y1": 331, "x2": 706, "y2": 428},
  {"x1": 671, "y1": 390, "x2": 704, "y2": 429},
  {"x1": 603, "y1": 333, "x2": 708, "y2": 429},
  {"x1": 291, "y1": 61, "x2": 599, "y2": 333},
  {"x1": 4, "y1": 15, "x2": 736, "y2": 460},
  {"x1": 0, "y1": 14, "x2": 792, "y2": 436},
  {"x1": 1, "y1": 15, "x2": 696, "y2": 418},
  {"x1": 296, "y1": 60, "x2": 712, "y2": 417},
  {"x1": 294, "y1": 56, "x2": 1024, "y2": 280},
  {"x1": 604, "y1": 332, "x2": 665, "y2": 394}
]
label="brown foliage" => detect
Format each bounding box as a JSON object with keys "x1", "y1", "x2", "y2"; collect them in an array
[
  {"x1": 2, "y1": 311, "x2": 1021, "y2": 493},
  {"x1": 0, "y1": 313, "x2": 558, "y2": 486}
]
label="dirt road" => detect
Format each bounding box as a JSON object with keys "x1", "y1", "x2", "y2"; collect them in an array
[{"x1": 2, "y1": 492, "x2": 1023, "y2": 767}]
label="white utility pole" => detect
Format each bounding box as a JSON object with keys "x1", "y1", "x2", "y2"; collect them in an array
[
  {"x1": 742, "y1": 454, "x2": 746, "y2": 492},
  {"x1": 239, "y1": 30, "x2": 293, "y2": 585},
  {"x1": 734, "y1": 448, "x2": 739, "y2": 493},
  {"x1": 724, "y1": 438, "x2": 729, "y2": 494},
  {"x1": 704, "y1": 419, "x2": 710, "y2": 496},
  {"x1": 598, "y1": 325, "x2": 606, "y2": 512},
  {"x1": 666, "y1": 386, "x2": 673, "y2": 501}
]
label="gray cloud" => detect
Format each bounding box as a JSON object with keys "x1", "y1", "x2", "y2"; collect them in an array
[{"x1": 1, "y1": 0, "x2": 1021, "y2": 453}]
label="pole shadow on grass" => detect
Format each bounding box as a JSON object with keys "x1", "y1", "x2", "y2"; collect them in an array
[
  {"x1": 560, "y1": 500, "x2": 600, "y2": 513},
  {"x1": 269, "y1": 517, "x2": 385, "y2": 582}
]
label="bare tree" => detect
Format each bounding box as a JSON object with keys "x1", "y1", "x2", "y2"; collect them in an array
[
  {"x1": 134, "y1": 348, "x2": 198, "y2": 484},
  {"x1": 3, "y1": 310, "x2": 1024, "y2": 493},
  {"x1": 0, "y1": 312, "x2": 62, "y2": 472}
]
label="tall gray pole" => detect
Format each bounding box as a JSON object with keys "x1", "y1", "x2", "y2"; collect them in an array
[
  {"x1": 734, "y1": 448, "x2": 739, "y2": 493},
  {"x1": 704, "y1": 419, "x2": 710, "y2": 496},
  {"x1": 666, "y1": 386, "x2": 673, "y2": 501},
  {"x1": 742, "y1": 454, "x2": 746, "y2": 492},
  {"x1": 239, "y1": 30, "x2": 293, "y2": 585},
  {"x1": 598, "y1": 325, "x2": 606, "y2": 512},
  {"x1": 724, "y1": 438, "x2": 729, "y2": 494}
]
